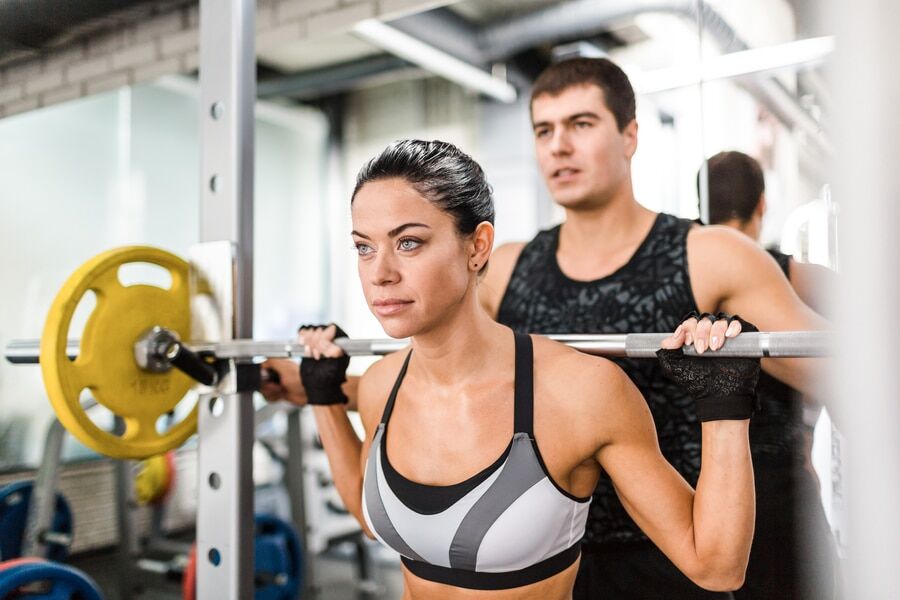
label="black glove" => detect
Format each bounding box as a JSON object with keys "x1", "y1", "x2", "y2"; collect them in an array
[
  {"x1": 299, "y1": 324, "x2": 351, "y2": 406},
  {"x1": 656, "y1": 313, "x2": 761, "y2": 422}
]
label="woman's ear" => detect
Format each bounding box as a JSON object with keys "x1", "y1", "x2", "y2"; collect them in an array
[{"x1": 469, "y1": 221, "x2": 494, "y2": 271}]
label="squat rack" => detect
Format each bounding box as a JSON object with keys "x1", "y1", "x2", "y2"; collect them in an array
[{"x1": 193, "y1": 1, "x2": 256, "y2": 597}]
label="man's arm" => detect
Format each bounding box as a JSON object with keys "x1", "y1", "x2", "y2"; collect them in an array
[
  {"x1": 478, "y1": 242, "x2": 525, "y2": 318},
  {"x1": 261, "y1": 358, "x2": 361, "y2": 411},
  {"x1": 688, "y1": 226, "x2": 828, "y2": 396},
  {"x1": 789, "y1": 260, "x2": 838, "y2": 318}
]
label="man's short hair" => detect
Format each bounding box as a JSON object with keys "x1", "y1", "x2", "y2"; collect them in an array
[
  {"x1": 701, "y1": 151, "x2": 765, "y2": 224},
  {"x1": 530, "y1": 58, "x2": 636, "y2": 132}
]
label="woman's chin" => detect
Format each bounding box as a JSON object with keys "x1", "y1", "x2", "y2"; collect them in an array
[{"x1": 375, "y1": 317, "x2": 418, "y2": 340}]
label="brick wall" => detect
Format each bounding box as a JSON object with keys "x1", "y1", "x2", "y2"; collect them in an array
[{"x1": 0, "y1": 0, "x2": 451, "y2": 119}]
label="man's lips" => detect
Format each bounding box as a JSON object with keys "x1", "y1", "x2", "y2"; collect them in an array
[
  {"x1": 372, "y1": 298, "x2": 413, "y2": 316},
  {"x1": 551, "y1": 167, "x2": 580, "y2": 181}
]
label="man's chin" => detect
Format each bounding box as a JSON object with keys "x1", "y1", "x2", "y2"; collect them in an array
[{"x1": 553, "y1": 192, "x2": 593, "y2": 210}]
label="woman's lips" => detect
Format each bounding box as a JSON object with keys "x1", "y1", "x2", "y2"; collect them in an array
[{"x1": 372, "y1": 299, "x2": 413, "y2": 316}]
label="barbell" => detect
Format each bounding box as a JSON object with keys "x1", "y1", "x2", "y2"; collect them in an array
[{"x1": 4, "y1": 246, "x2": 831, "y2": 460}]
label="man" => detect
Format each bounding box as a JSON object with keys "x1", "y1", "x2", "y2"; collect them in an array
[
  {"x1": 476, "y1": 58, "x2": 826, "y2": 599},
  {"x1": 702, "y1": 150, "x2": 840, "y2": 599},
  {"x1": 702, "y1": 150, "x2": 836, "y2": 315}
]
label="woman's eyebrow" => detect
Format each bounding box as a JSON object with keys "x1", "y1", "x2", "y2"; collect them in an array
[{"x1": 351, "y1": 222, "x2": 431, "y2": 240}]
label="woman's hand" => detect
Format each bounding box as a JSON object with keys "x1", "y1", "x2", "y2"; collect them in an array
[
  {"x1": 661, "y1": 311, "x2": 742, "y2": 353},
  {"x1": 298, "y1": 324, "x2": 351, "y2": 406},
  {"x1": 658, "y1": 312, "x2": 761, "y2": 422}
]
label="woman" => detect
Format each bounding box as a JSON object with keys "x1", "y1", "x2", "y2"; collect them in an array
[{"x1": 289, "y1": 140, "x2": 757, "y2": 599}]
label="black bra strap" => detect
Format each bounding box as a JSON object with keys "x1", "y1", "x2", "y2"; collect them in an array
[
  {"x1": 380, "y1": 350, "x2": 413, "y2": 425},
  {"x1": 513, "y1": 332, "x2": 534, "y2": 436}
]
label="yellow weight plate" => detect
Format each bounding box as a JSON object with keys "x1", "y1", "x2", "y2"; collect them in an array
[
  {"x1": 135, "y1": 453, "x2": 176, "y2": 505},
  {"x1": 40, "y1": 246, "x2": 198, "y2": 459}
]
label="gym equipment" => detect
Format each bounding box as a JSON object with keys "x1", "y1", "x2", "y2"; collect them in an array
[
  {"x1": 39, "y1": 246, "x2": 196, "y2": 460},
  {"x1": 0, "y1": 482, "x2": 72, "y2": 562},
  {"x1": 2, "y1": 243, "x2": 832, "y2": 461},
  {"x1": 134, "y1": 453, "x2": 176, "y2": 505},
  {"x1": 182, "y1": 514, "x2": 303, "y2": 600},
  {"x1": 0, "y1": 557, "x2": 104, "y2": 599}
]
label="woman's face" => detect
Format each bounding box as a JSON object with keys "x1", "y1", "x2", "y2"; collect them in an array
[{"x1": 351, "y1": 177, "x2": 473, "y2": 339}]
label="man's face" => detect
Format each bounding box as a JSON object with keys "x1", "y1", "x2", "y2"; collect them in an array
[{"x1": 531, "y1": 84, "x2": 637, "y2": 210}]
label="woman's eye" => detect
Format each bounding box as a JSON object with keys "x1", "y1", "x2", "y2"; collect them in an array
[
  {"x1": 398, "y1": 238, "x2": 421, "y2": 251},
  {"x1": 355, "y1": 243, "x2": 373, "y2": 256}
]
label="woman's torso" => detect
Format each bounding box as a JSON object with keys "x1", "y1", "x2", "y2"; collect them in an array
[{"x1": 361, "y1": 332, "x2": 597, "y2": 598}]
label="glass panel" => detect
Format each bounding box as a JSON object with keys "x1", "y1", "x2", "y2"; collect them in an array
[
  {"x1": 0, "y1": 79, "x2": 328, "y2": 469},
  {"x1": 695, "y1": 0, "x2": 843, "y2": 555}
]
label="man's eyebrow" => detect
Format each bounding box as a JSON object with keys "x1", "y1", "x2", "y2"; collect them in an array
[
  {"x1": 533, "y1": 111, "x2": 601, "y2": 129},
  {"x1": 351, "y1": 222, "x2": 431, "y2": 240},
  {"x1": 566, "y1": 111, "x2": 601, "y2": 122}
]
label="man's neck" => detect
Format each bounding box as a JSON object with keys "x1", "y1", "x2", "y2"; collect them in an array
[{"x1": 559, "y1": 195, "x2": 657, "y2": 258}]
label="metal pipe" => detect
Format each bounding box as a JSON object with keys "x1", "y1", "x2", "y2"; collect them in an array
[
  {"x1": 476, "y1": 0, "x2": 830, "y2": 157},
  {"x1": 5, "y1": 339, "x2": 78, "y2": 363},
  {"x1": 5, "y1": 331, "x2": 833, "y2": 362},
  {"x1": 22, "y1": 418, "x2": 66, "y2": 557}
]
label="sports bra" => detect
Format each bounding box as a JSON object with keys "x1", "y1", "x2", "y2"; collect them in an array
[{"x1": 361, "y1": 331, "x2": 591, "y2": 590}]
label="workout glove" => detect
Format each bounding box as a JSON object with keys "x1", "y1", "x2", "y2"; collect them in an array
[
  {"x1": 656, "y1": 314, "x2": 760, "y2": 422},
  {"x1": 299, "y1": 324, "x2": 351, "y2": 406}
]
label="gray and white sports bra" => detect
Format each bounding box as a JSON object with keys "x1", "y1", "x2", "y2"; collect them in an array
[{"x1": 362, "y1": 331, "x2": 591, "y2": 590}]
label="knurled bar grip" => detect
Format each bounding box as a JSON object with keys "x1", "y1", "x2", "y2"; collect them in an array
[
  {"x1": 620, "y1": 331, "x2": 831, "y2": 358},
  {"x1": 5, "y1": 331, "x2": 831, "y2": 363}
]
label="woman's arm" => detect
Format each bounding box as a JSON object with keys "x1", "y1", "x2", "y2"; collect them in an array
[
  {"x1": 591, "y1": 316, "x2": 756, "y2": 591},
  {"x1": 311, "y1": 403, "x2": 369, "y2": 534},
  {"x1": 295, "y1": 325, "x2": 393, "y2": 537},
  {"x1": 308, "y1": 356, "x2": 400, "y2": 537},
  {"x1": 596, "y1": 373, "x2": 753, "y2": 591}
]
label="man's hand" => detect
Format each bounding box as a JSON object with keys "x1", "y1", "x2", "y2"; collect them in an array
[{"x1": 259, "y1": 358, "x2": 307, "y2": 406}]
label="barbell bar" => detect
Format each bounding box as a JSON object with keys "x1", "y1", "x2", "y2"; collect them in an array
[{"x1": 5, "y1": 329, "x2": 832, "y2": 364}]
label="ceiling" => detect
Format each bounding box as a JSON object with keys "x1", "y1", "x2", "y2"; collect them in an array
[{"x1": 0, "y1": 0, "x2": 190, "y2": 68}]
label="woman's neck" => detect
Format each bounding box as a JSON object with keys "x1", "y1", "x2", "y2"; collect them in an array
[{"x1": 408, "y1": 293, "x2": 510, "y2": 388}]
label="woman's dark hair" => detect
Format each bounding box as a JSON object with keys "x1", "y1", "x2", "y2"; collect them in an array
[{"x1": 351, "y1": 139, "x2": 495, "y2": 237}]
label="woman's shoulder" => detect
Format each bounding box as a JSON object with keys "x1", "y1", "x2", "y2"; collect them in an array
[
  {"x1": 357, "y1": 348, "x2": 410, "y2": 427},
  {"x1": 530, "y1": 335, "x2": 643, "y2": 458},
  {"x1": 530, "y1": 335, "x2": 631, "y2": 412}
]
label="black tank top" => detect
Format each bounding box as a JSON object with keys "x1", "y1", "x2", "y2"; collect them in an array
[
  {"x1": 753, "y1": 248, "x2": 807, "y2": 463},
  {"x1": 497, "y1": 213, "x2": 699, "y2": 546}
]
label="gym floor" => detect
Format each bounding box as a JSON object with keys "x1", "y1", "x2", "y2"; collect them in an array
[{"x1": 70, "y1": 539, "x2": 405, "y2": 599}]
